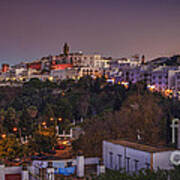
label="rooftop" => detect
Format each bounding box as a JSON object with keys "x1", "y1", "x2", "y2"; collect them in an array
[{"x1": 107, "y1": 140, "x2": 176, "y2": 153}]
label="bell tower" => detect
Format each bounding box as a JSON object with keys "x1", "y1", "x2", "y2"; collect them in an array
[
  {"x1": 141, "y1": 55, "x2": 145, "y2": 64},
  {"x1": 63, "y1": 43, "x2": 69, "y2": 56}
]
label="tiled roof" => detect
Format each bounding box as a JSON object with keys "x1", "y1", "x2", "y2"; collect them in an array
[{"x1": 107, "y1": 140, "x2": 176, "y2": 153}]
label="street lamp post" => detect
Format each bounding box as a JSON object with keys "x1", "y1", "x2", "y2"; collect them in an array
[
  {"x1": 13, "y1": 127, "x2": 18, "y2": 132},
  {"x1": 1, "y1": 134, "x2": 6, "y2": 139},
  {"x1": 50, "y1": 117, "x2": 62, "y2": 136}
]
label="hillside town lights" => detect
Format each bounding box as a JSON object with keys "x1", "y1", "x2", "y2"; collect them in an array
[
  {"x1": 50, "y1": 117, "x2": 54, "y2": 121},
  {"x1": 58, "y1": 117, "x2": 62, "y2": 121},
  {"x1": 13, "y1": 127, "x2": 18, "y2": 132},
  {"x1": 1, "y1": 134, "x2": 6, "y2": 138},
  {"x1": 48, "y1": 76, "x2": 53, "y2": 81},
  {"x1": 147, "y1": 84, "x2": 155, "y2": 92},
  {"x1": 42, "y1": 121, "x2": 46, "y2": 126}
]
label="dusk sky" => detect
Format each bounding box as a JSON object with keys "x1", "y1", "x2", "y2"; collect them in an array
[{"x1": 0, "y1": 0, "x2": 180, "y2": 65}]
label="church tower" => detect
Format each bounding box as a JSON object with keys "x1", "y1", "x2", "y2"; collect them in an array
[
  {"x1": 141, "y1": 55, "x2": 145, "y2": 64},
  {"x1": 63, "y1": 43, "x2": 69, "y2": 56}
]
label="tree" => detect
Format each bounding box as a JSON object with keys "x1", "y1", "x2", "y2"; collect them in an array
[
  {"x1": 18, "y1": 108, "x2": 37, "y2": 136},
  {"x1": 0, "y1": 109, "x2": 6, "y2": 133},
  {"x1": 117, "y1": 92, "x2": 167, "y2": 145},
  {"x1": 28, "y1": 127, "x2": 57, "y2": 154},
  {"x1": 26, "y1": 105, "x2": 38, "y2": 119},
  {"x1": 78, "y1": 93, "x2": 90, "y2": 119},
  {"x1": 72, "y1": 112, "x2": 120, "y2": 156},
  {"x1": 3, "y1": 107, "x2": 17, "y2": 133},
  {"x1": 73, "y1": 92, "x2": 168, "y2": 156},
  {"x1": 0, "y1": 134, "x2": 23, "y2": 160}
]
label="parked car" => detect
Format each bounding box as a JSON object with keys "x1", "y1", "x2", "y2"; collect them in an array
[
  {"x1": 48, "y1": 150, "x2": 56, "y2": 154},
  {"x1": 31, "y1": 155, "x2": 39, "y2": 160},
  {"x1": 31, "y1": 154, "x2": 48, "y2": 160},
  {"x1": 37, "y1": 154, "x2": 49, "y2": 160},
  {"x1": 62, "y1": 140, "x2": 71, "y2": 146},
  {"x1": 55, "y1": 145, "x2": 66, "y2": 150}
]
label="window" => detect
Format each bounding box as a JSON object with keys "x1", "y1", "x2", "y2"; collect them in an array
[
  {"x1": 145, "y1": 162, "x2": 150, "y2": 169},
  {"x1": 117, "y1": 154, "x2": 122, "y2": 170},
  {"x1": 134, "y1": 160, "x2": 139, "y2": 171},
  {"x1": 125, "y1": 157, "x2": 130, "y2": 172},
  {"x1": 109, "y1": 152, "x2": 113, "y2": 169}
]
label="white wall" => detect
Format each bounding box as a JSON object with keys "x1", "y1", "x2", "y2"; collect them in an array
[
  {"x1": 85, "y1": 157, "x2": 99, "y2": 165},
  {"x1": 103, "y1": 141, "x2": 151, "y2": 172},
  {"x1": 0, "y1": 166, "x2": 22, "y2": 180},
  {"x1": 32, "y1": 157, "x2": 100, "y2": 168},
  {"x1": 153, "y1": 151, "x2": 174, "y2": 170},
  {"x1": 103, "y1": 140, "x2": 176, "y2": 173}
]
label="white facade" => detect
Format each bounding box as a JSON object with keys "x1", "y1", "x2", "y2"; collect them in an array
[
  {"x1": 51, "y1": 69, "x2": 76, "y2": 80},
  {"x1": 167, "y1": 70, "x2": 180, "y2": 98},
  {"x1": 150, "y1": 70, "x2": 168, "y2": 91},
  {"x1": 51, "y1": 53, "x2": 110, "y2": 69},
  {"x1": 14, "y1": 67, "x2": 27, "y2": 76},
  {"x1": 174, "y1": 71, "x2": 180, "y2": 91},
  {"x1": 0, "y1": 166, "x2": 22, "y2": 180},
  {"x1": 116, "y1": 57, "x2": 141, "y2": 68},
  {"x1": 103, "y1": 140, "x2": 174, "y2": 173},
  {"x1": 69, "y1": 54, "x2": 110, "y2": 68},
  {"x1": 78, "y1": 67, "x2": 103, "y2": 78},
  {"x1": 27, "y1": 74, "x2": 53, "y2": 81}
]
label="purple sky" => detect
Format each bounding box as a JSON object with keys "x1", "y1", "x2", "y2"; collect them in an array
[{"x1": 0, "y1": 0, "x2": 180, "y2": 64}]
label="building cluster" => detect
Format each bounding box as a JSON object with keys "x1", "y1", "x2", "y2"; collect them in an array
[
  {"x1": 0, "y1": 43, "x2": 180, "y2": 98},
  {"x1": 108, "y1": 55, "x2": 180, "y2": 99},
  {"x1": 0, "y1": 43, "x2": 110, "y2": 84}
]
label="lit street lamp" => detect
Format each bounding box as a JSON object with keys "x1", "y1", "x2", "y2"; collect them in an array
[
  {"x1": 42, "y1": 121, "x2": 46, "y2": 126},
  {"x1": 58, "y1": 117, "x2": 62, "y2": 122},
  {"x1": 1, "y1": 134, "x2": 6, "y2": 138},
  {"x1": 50, "y1": 117, "x2": 63, "y2": 136},
  {"x1": 50, "y1": 117, "x2": 54, "y2": 121},
  {"x1": 13, "y1": 127, "x2": 18, "y2": 132}
]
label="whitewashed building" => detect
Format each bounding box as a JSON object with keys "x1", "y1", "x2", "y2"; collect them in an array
[
  {"x1": 69, "y1": 54, "x2": 110, "y2": 68},
  {"x1": 103, "y1": 140, "x2": 175, "y2": 173},
  {"x1": 150, "y1": 70, "x2": 168, "y2": 91}
]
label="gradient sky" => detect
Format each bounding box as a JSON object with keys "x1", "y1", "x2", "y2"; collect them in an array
[{"x1": 0, "y1": 0, "x2": 180, "y2": 65}]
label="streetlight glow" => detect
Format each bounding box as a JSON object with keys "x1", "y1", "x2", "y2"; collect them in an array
[
  {"x1": 1, "y1": 134, "x2": 6, "y2": 138},
  {"x1": 13, "y1": 127, "x2": 18, "y2": 132},
  {"x1": 42, "y1": 121, "x2": 46, "y2": 126},
  {"x1": 58, "y1": 117, "x2": 62, "y2": 121}
]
